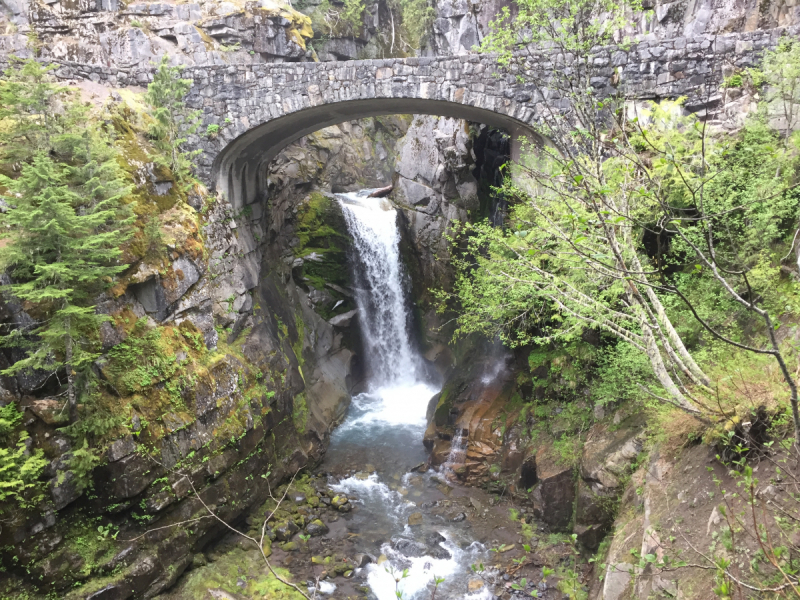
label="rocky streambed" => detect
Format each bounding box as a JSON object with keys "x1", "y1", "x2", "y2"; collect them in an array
[
  {"x1": 161, "y1": 414, "x2": 584, "y2": 600},
  {"x1": 158, "y1": 190, "x2": 589, "y2": 600}
]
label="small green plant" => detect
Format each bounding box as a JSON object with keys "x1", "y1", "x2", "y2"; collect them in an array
[
  {"x1": 722, "y1": 73, "x2": 743, "y2": 88},
  {"x1": 130, "y1": 20, "x2": 143, "y2": 28},
  {"x1": 430, "y1": 575, "x2": 445, "y2": 599},
  {"x1": 0, "y1": 428, "x2": 47, "y2": 508},
  {"x1": 97, "y1": 524, "x2": 118, "y2": 541},
  {"x1": 60, "y1": 438, "x2": 100, "y2": 496},
  {"x1": 385, "y1": 565, "x2": 410, "y2": 599},
  {"x1": 510, "y1": 577, "x2": 528, "y2": 591},
  {"x1": 206, "y1": 123, "x2": 220, "y2": 138}
]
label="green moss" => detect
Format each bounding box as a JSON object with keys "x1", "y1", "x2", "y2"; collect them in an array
[
  {"x1": 166, "y1": 546, "x2": 305, "y2": 599},
  {"x1": 292, "y1": 193, "x2": 354, "y2": 314},
  {"x1": 292, "y1": 392, "x2": 308, "y2": 434},
  {"x1": 434, "y1": 386, "x2": 453, "y2": 427}
]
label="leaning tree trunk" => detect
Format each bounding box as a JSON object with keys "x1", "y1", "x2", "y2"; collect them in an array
[{"x1": 65, "y1": 318, "x2": 77, "y2": 423}]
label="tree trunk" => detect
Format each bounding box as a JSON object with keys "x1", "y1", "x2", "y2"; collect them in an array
[{"x1": 65, "y1": 319, "x2": 76, "y2": 423}]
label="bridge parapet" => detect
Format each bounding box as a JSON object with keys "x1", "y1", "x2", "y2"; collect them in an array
[
  {"x1": 183, "y1": 25, "x2": 794, "y2": 202},
  {"x1": 2, "y1": 25, "x2": 789, "y2": 199}
]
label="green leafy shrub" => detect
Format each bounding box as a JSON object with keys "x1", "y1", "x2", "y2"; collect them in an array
[
  {"x1": 722, "y1": 73, "x2": 743, "y2": 88},
  {"x1": 0, "y1": 403, "x2": 46, "y2": 509}
]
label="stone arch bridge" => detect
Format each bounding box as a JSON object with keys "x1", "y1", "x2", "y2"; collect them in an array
[{"x1": 181, "y1": 26, "x2": 791, "y2": 207}]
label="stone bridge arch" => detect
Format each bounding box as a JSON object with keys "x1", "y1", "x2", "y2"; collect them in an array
[
  {"x1": 186, "y1": 56, "x2": 547, "y2": 208},
  {"x1": 182, "y1": 27, "x2": 791, "y2": 207}
]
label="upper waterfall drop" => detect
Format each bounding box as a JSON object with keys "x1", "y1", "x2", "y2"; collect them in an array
[{"x1": 336, "y1": 190, "x2": 419, "y2": 388}]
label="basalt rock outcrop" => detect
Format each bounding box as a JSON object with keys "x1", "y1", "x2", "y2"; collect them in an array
[{"x1": 0, "y1": 109, "x2": 417, "y2": 598}]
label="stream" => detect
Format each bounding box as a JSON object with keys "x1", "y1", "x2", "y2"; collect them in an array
[{"x1": 317, "y1": 191, "x2": 493, "y2": 600}]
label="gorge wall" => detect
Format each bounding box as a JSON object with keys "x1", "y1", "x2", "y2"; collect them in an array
[{"x1": 0, "y1": 0, "x2": 795, "y2": 598}]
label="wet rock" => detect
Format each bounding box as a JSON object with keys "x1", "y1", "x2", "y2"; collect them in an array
[
  {"x1": 106, "y1": 435, "x2": 136, "y2": 462},
  {"x1": 468, "y1": 579, "x2": 485, "y2": 592},
  {"x1": 331, "y1": 495, "x2": 348, "y2": 508},
  {"x1": 86, "y1": 584, "x2": 128, "y2": 599},
  {"x1": 425, "y1": 532, "x2": 446, "y2": 546},
  {"x1": 376, "y1": 554, "x2": 388, "y2": 565},
  {"x1": 281, "y1": 541, "x2": 299, "y2": 552},
  {"x1": 574, "y1": 523, "x2": 606, "y2": 552},
  {"x1": 407, "y1": 512, "x2": 423, "y2": 526},
  {"x1": 352, "y1": 553, "x2": 372, "y2": 567},
  {"x1": 49, "y1": 471, "x2": 81, "y2": 510},
  {"x1": 451, "y1": 512, "x2": 467, "y2": 522},
  {"x1": 293, "y1": 493, "x2": 307, "y2": 504},
  {"x1": 306, "y1": 519, "x2": 329, "y2": 537},
  {"x1": 307, "y1": 495, "x2": 320, "y2": 508},
  {"x1": 337, "y1": 503, "x2": 352, "y2": 513},
  {"x1": 144, "y1": 490, "x2": 174, "y2": 513},
  {"x1": 274, "y1": 521, "x2": 299, "y2": 542},
  {"x1": 96, "y1": 452, "x2": 159, "y2": 501},
  {"x1": 392, "y1": 538, "x2": 428, "y2": 557}
]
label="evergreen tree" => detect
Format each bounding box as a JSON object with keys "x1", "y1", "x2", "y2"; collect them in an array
[
  {"x1": 145, "y1": 56, "x2": 201, "y2": 186},
  {"x1": 0, "y1": 58, "x2": 66, "y2": 162},
  {"x1": 0, "y1": 58, "x2": 133, "y2": 422}
]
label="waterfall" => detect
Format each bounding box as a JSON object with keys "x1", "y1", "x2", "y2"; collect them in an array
[
  {"x1": 442, "y1": 428, "x2": 468, "y2": 480},
  {"x1": 337, "y1": 190, "x2": 418, "y2": 388},
  {"x1": 325, "y1": 190, "x2": 488, "y2": 600}
]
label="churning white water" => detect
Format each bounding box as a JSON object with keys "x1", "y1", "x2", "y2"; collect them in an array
[{"x1": 327, "y1": 190, "x2": 487, "y2": 600}]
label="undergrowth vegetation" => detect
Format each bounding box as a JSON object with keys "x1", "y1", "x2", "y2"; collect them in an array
[{"x1": 449, "y1": 4, "x2": 800, "y2": 595}]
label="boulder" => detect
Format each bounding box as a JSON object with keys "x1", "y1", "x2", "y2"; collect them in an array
[
  {"x1": 27, "y1": 399, "x2": 69, "y2": 425},
  {"x1": 531, "y1": 450, "x2": 576, "y2": 531},
  {"x1": 274, "y1": 521, "x2": 299, "y2": 542},
  {"x1": 407, "y1": 512, "x2": 423, "y2": 526},
  {"x1": 49, "y1": 471, "x2": 82, "y2": 511},
  {"x1": 306, "y1": 519, "x2": 329, "y2": 537}
]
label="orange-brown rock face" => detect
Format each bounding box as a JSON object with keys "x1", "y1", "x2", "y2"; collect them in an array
[{"x1": 426, "y1": 345, "x2": 518, "y2": 486}]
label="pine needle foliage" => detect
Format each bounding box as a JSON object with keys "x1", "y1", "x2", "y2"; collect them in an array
[
  {"x1": 0, "y1": 58, "x2": 133, "y2": 423},
  {"x1": 144, "y1": 56, "x2": 201, "y2": 187}
]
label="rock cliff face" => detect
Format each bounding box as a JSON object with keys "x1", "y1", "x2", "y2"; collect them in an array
[{"x1": 0, "y1": 108, "x2": 418, "y2": 597}]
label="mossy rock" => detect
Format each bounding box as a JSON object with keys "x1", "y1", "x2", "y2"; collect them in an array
[
  {"x1": 292, "y1": 192, "x2": 355, "y2": 315},
  {"x1": 163, "y1": 547, "x2": 305, "y2": 598}
]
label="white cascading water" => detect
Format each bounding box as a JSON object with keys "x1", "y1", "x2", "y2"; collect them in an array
[
  {"x1": 442, "y1": 428, "x2": 468, "y2": 480},
  {"x1": 337, "y1": 191, "x2": 418, "y2": 387}
]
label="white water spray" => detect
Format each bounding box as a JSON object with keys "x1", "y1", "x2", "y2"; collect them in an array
[{"x1": 443, "y1": 428, "x2": 468, "y2": 472}]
